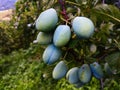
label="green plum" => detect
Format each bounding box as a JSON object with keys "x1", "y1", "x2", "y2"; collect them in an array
[
  {"x1": 72, "y1": 16, "x2": 94, "y2": 38},
  {"x1": 42, "y1": 44, "x2": 62, "y2": 65},
  {"x1": 53, "y1": 25, "x2": 71, "y2": 47},
  {"x1": 78, "y1": 64, "x2": 92, "y2": 83},
  {"x1": 34, "y1": 32, "x2": 52, "y2": 44},
  {"x1": 66, "y1": 67, "x2": 79, "y2": 84},
  {"x1": 52, "y1": 61, "x2": 68, "y2": 79},
  {"x1": 90, "y1": 62, "x2": 104, "y2": 79},
  {"x1": 35, "y1": 8, "x2": 58, "y2": 32},
  {"x1": 104, "y1": 62, "x2": 114, "y2": 75},
  {"x1": 74, "y1": 81, "x2": 84, "y2": 88}
]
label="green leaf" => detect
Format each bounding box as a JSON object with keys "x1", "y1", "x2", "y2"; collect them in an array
[
  {"x1": 68, "y1": 39, "x2": 79, "y2": 49},
  {"x1": 91, "y1": 4, "x2": 120, "y2": 24},
  {"x1": 105, "y1": 52, "x2": 120, "y2": 73}
]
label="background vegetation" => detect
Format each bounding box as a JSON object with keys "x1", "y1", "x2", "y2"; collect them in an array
[{"x1": 0, "y1": 0, "x2": 120, "y2": 90}]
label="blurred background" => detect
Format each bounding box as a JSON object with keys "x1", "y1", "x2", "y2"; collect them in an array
[{"x1": 0, "y1": 0, "x2": 17, "y2": 21}]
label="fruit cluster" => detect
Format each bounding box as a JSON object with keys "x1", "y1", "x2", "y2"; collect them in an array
[{"x1": 34, "y1": 8, "x2": 114, "y2": 88}]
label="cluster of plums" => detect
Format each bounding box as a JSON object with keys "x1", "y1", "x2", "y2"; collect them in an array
[
  {"x1": 34, "y1": 8, "x2": 113, "y2": 88},
  {"x1": 53, "y1": 61, "x2": 105, "y2": 88},
  {"x1": 52, "y1": 61, "x2": 113, "y2": 88}
]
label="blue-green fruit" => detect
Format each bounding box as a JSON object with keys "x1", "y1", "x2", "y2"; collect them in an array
[
  {"x1": 35, "y1": 8, "x2": 58, "y2": 32},
  {"x1": 90, "y1": 62, "x2": 104, "y2": 79},
  {"x1": 52, "y1": 61, "x2": 68, "y2": 79},
  {"x1": 53, "y1": 25, "x2": 71, "y2": 47},
  {"x1": 104, "y1": 63, "x2": 114, "y2": 75},
  {"x1": 42, "y1": 44, "x2": 62, "y2": 65},
  {"x1": 78, "y1": 64, "x2": 92, "y2": 83},
  {"x1": 74, "y1": 81, "x2": 84, "y2": 88},
  {"x1": 66, "y1": 67, "x2": 79, "y2": 84},
  {"x1": 72, "y1": 17, "x2": 94, "y2": 38},
  {"x1": 35, "y1": 32, "x2": 52, "y2": 44}
]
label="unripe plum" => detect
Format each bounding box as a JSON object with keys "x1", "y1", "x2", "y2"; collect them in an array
[
  {"x1": 34, "y1": 32, "x2": 52, "y2": 44},
  {"x1": 90, "y1": 62, "x2": 104, "y2": 79},
  {"x1": 66, "y1": 67, "x2": 79, "y2": 84},
  {"x1": 74, "y1": 81, "x2": 84, "y2": 88},
  {"x1": 42, "y1": 44, "x2": 62, "y2": 65},
  {"x1": 35, "y1": 8, "x2": 58, "y2": 32},
  {"x1": 104, "y1": 62, "x2": 114, "y2": 75},
  {"x1": 78, "y1": 64, "x2": 92, "y2": 83},
  {"x1": 72, "y1": 17, "x2": 94, "y2": 38},
  {"x1": 53, "y1": 25, "x2": 71, "y2": 47},
  {"x1": 52, "y1": 61, "x2": 68, "y2": 79}
]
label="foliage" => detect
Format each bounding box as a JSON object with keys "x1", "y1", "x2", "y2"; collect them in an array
[
  {"x1": 0, "y1": 0, "x2": 120, "y2": 90},
  {"x1": 0, "y1": 0, "x2": 39, "y2": 54}
]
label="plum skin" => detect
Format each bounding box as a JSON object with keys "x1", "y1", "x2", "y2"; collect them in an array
[
  {"x1": 66, "y1": 67, "x2": 79, "y2": 84},
  {"x1": 52, "y1": 61, "x2": 68, "y2": 79},
  {"x1": 78, "y1": 64, "x2": 92, "y2": 84},
  {"x1": 104, "y1": 62, "x2": 114, "y2": 75},
  {"x1": 53, "y1": 25, "x2": 71, "y2": 47},
  {"x1": 35, "y1": 32, "x2": 52, "y2": 44},
  {"x1": 35, "y1": 8, "x2": 58, "y2": 32},
  {"x1": 72, "y1": 16, "x2": 95, "y2": 38},
  {"x1": 90, "y1": 62, "x2": 104, "y2": 79},
  {"x1": 42, "y1": 44, "x2": 62, "y2": 65}
]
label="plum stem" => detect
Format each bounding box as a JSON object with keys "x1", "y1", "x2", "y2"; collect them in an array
[
  {"x1": 65, "y1": 1, "x2": 81, "y2": 7},
  {"x1": 98, "y1": 53, "x2": 108, "y2": 61},
  {"x1": 58, "y1": 0, "x2": 69, "y2": 22},
  {"x1": 100, "y1": 78, "x2": 104, "y2": 90},
  {"x1": 63, "y1": 49, "x2": 68, "y2": 60}
]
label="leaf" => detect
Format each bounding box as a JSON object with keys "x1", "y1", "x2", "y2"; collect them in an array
[
  {"x1": 105, "y1": 52, "x2": 120, "y2": 73},
  {"x1": 68, "y1": 39, "x2": 79, "y2": 49},
  {"x1": 91, "y1": 4, "x2": 120, "y2": 24}
]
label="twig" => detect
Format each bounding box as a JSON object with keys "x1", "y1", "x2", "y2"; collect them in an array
[
  {"x1": 65, "y1": 1, "x2": 81, "y2": 7},
  {"x1": 100, "y1": 78, "x2": 104, "y2": 90},
  {"x1": 58, "y1": 0, "x2": 69, "y2": 22}
]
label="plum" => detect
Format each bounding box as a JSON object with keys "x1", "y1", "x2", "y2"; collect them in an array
[
  {"x1": 66, "y1": 67, "x2": 79, "y2": 84},
  {"x1": 72, "y1": 16, "x2": 94, "y2": 38},
  {"x1": 104, "y1": 62, "x2": 114, "y2": 75},
  {"x1": 78, "y1": 64, "x2": 92, "y2": 84},
  {"x1": 53, "y1": 25, "x2": 71, "y2": 47},
  {"x1": 52, "y1": 61, "x2": 68, "y2": 79},
  {"x1": 42, "y1": 44, "x2": 62, "y2": 65},
  {"x1": 90, "y1": 62, "x2": 104, "y2": 79},
  {"x1": 35, "y1": 8, "x2": 58, "y2": 32},
  {"x1": 34, "y1": 32, "x2": 52, "y2": 44},
  {"x1": 74, "y1": 81, "x2": 84, "y2": 88}
]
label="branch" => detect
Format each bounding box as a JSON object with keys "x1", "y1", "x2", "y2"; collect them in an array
[{"x1": 58, "y1": 0, "x2": 69, "y2": 22}]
